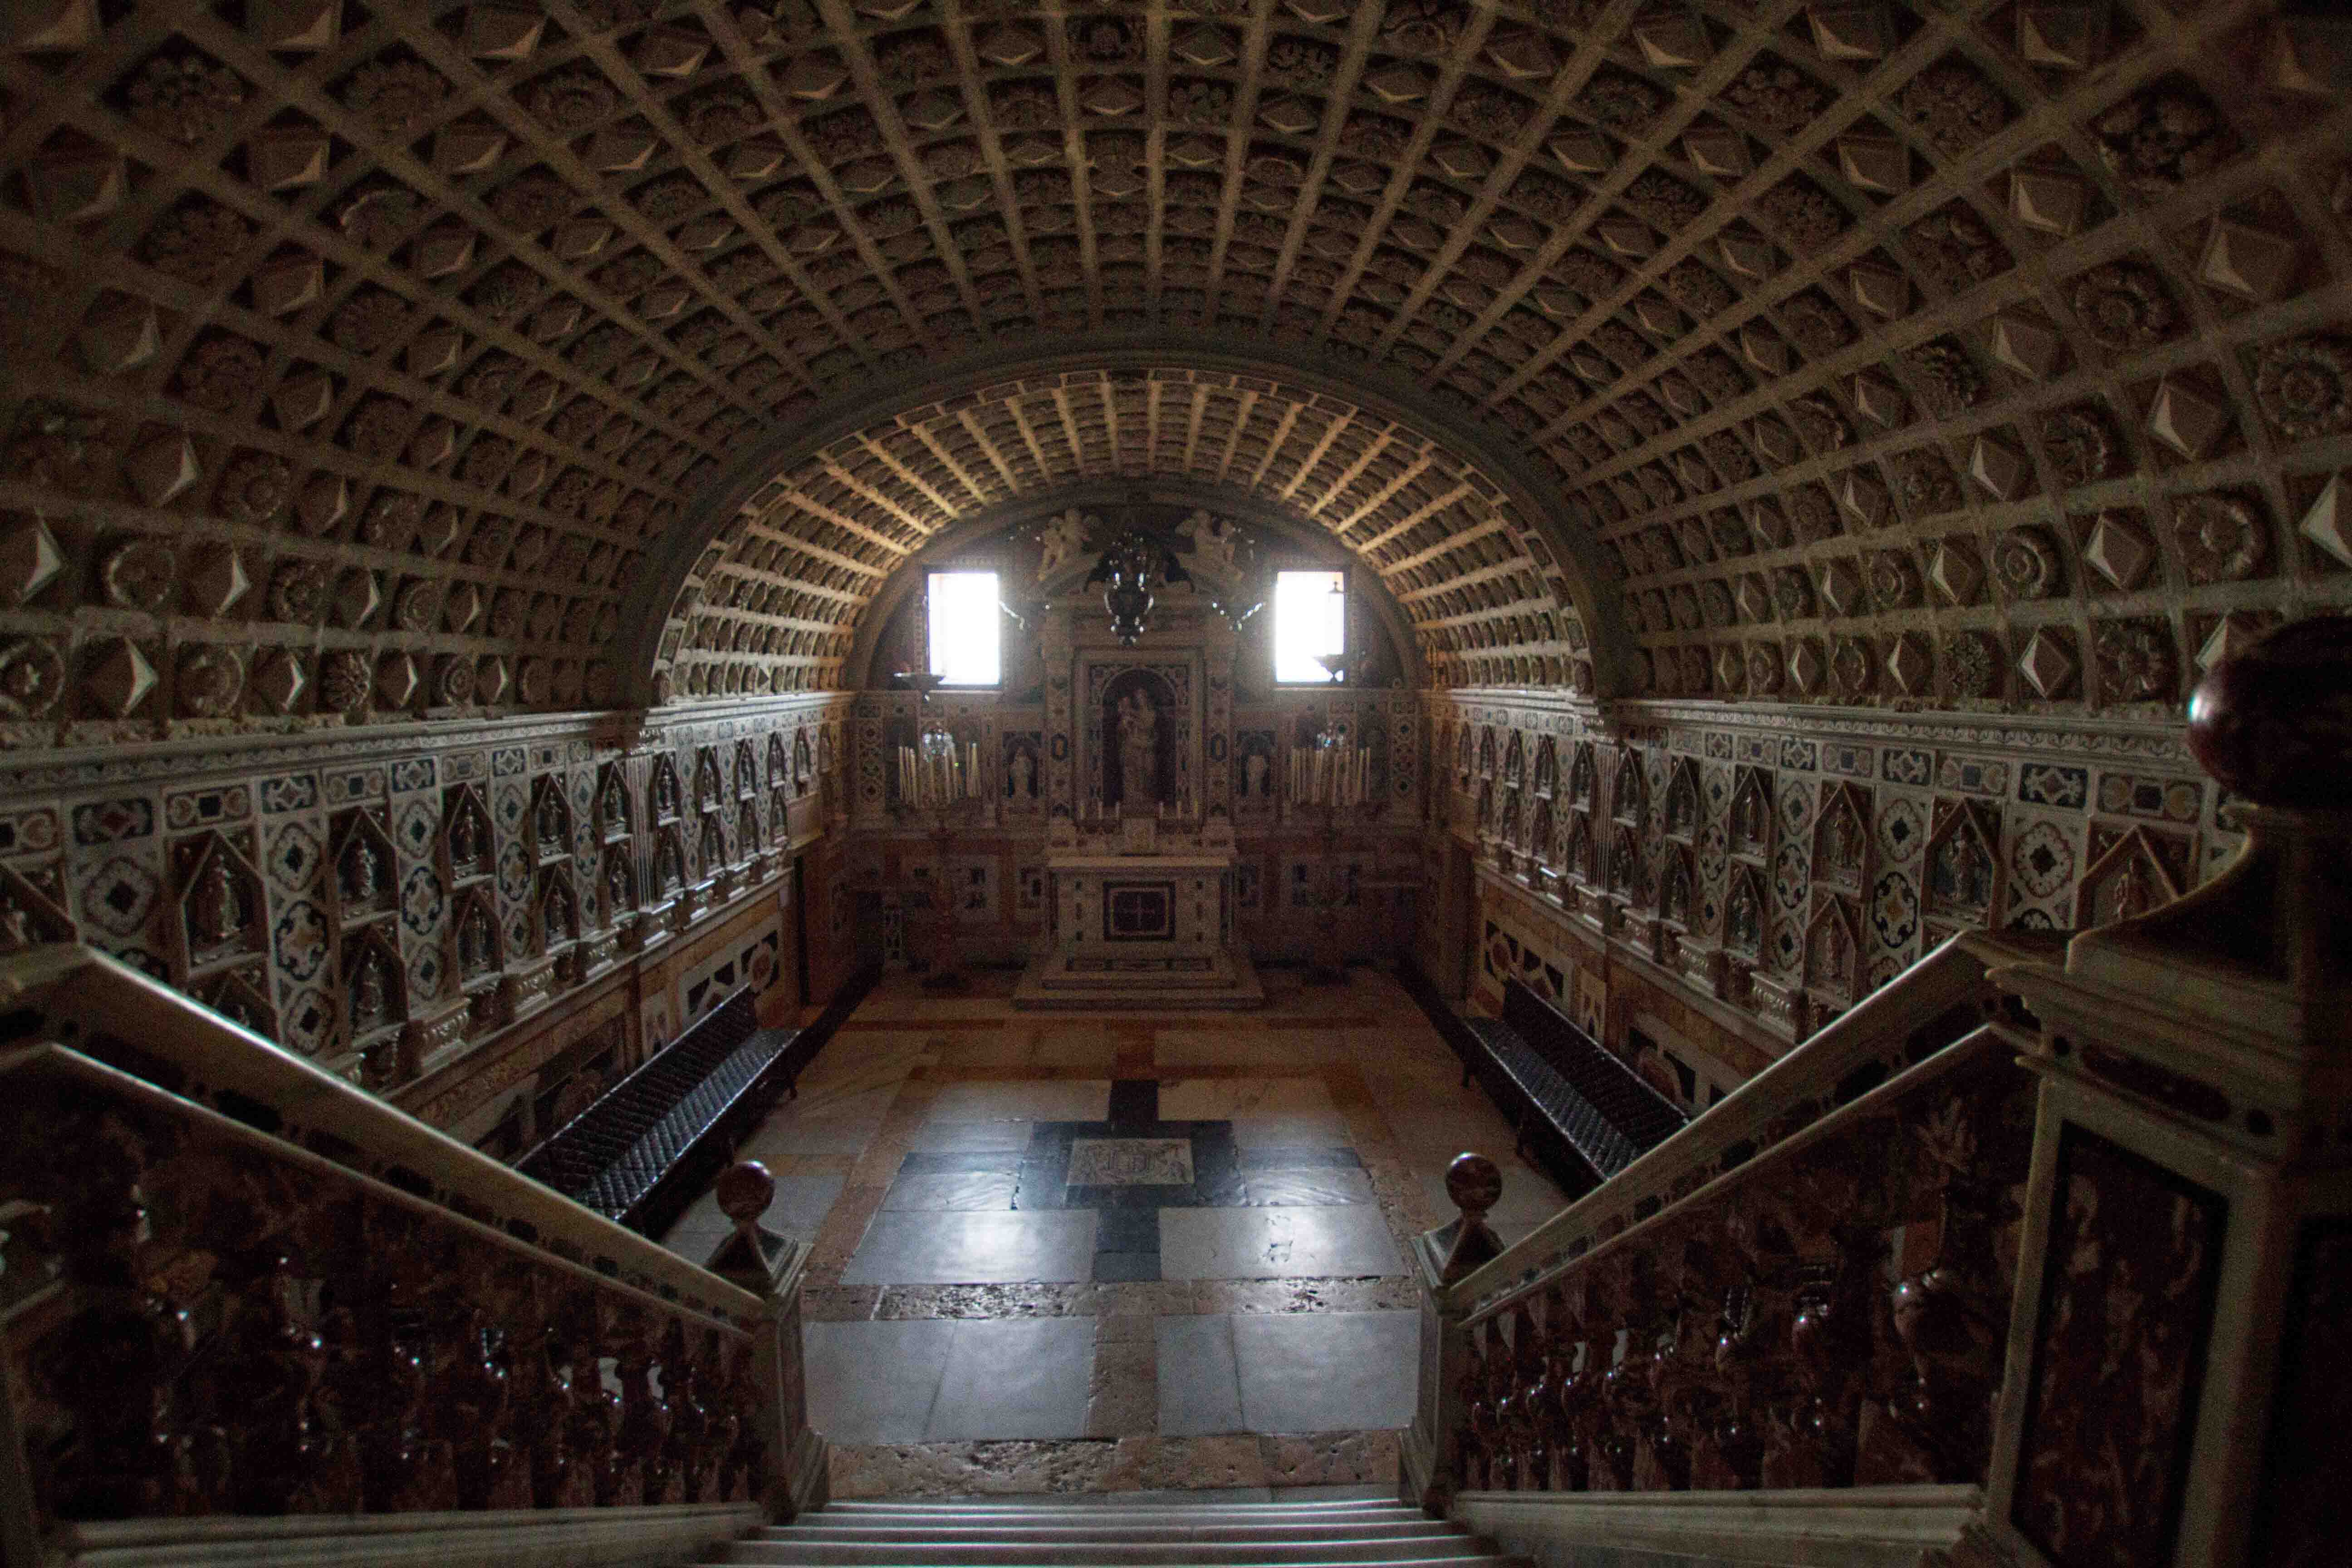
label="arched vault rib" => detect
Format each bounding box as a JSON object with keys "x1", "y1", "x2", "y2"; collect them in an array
[{"x1": 626, "y1": 343, "x2": 1632, "y2": 707}]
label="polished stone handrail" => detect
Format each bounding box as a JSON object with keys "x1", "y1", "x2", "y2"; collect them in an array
[
  {"x1": 1441, "y1": 927, "x2": 2053, "y2": 1321},
  {"x1": 0, "y1": 945, "x2": 762, "y2": 1326}
]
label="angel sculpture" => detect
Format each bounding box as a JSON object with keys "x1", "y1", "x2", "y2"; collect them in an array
[{"x1": 1036, "y1": 508, "x2": 1089, "y2": 582}]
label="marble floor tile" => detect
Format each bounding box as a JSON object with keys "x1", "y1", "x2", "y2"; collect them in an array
[
  {"x1": 1157, "y1": 1205, "x2": 1404, "y2": 1280},
  {"x1": 802, "y1": 1318, "x2": 957, "y2": 1444},
  {"x1": 1156, "y1": 1077, "x2": 1338, "y2": 1120},
  {"x1": 1237, "y1": 1167, "x2": 1376, "y2": 1207},
  {"x1": 927, "y1": 1078, "x2": 1112, "y2": 1122},
  {"x1": 903, "y1": 1117, "x2": 1036, "y2": 1154},
  {"x1": 882, "y1": 1170, "x2": 1020, "y2": 1211},
  {"x1": 1227, "y1": 1112, "x2": 1353, "y2": 1149},
  {"x1": 840, "y1": 1208, "x2": 1102, "y2": 1284},
  {"x1": 1068, "y1": 1136, "x2": 1195, "y2": 1185},
  {"x1": 924, "y1": 1317, "x2": 1098, "y2": 1441},
  {"x1": 1156, "y1": 1314, "x2": 1243, "y2": 1436},
  {"x1": 1232, "y1": 1311, "x2": 1420, "y2": 1433}
]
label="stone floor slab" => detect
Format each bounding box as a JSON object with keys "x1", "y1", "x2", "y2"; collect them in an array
[
  {"x1": 1232, "y1": 1311, "x2": 1420, "y2": 1434},
  {"x1": 1154, "y1": 1314, "x2": 1243, "y2": 1437},
  {"x1": 1156, "y1": 1205, "x2": 1404, "y2": 1280},
  {"x1": 925, "y1": 1317, "x2": 1098, "y2": 1442},
  {"x1": 841, "y1": 1208, "x2": 1102, "y2": 1284}
]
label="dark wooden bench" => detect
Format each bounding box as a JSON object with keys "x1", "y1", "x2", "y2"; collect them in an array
[
  {"x1": 1406, "y1": 969, "x2": 1689, "y2": 1200},
  {"x1": 517, "y1": 985, "x2": 800, "y2": 1237}
]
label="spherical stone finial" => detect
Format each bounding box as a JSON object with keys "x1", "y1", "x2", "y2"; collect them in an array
[
  {"x1": 715, "y1": 1159, "x2": 776, "y2": 1227},
  {"x1": 1445, "y1": 1152, "x2": 1503, "y2": 1220},
  {"x1": 2186, "y1": 614, "x2": 2352, "y2": 811}
]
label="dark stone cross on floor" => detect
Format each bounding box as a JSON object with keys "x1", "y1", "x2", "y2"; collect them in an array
[{"x1": 892, "y1": 1079, "x2": 1365, "y2": 1282}]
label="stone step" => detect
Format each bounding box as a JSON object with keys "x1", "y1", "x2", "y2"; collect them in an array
[
  {"x1": 807, "y1": 1507, "x2": 1426, "y2": 1528},
  {"x1": 720, "y1": 1552, "x2": 1513, "y2": 1568},
  {"x1": 767, "y1": 1524, "x2": 1461, "y2": 1546},
  {"x1": 816, "y1": 1502, "x2": 1421, "y2": 1520}
]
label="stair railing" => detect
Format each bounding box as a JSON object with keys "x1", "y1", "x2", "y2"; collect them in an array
[
  {"x1": 1406, "y1": 616, "x2": 2352, "y2": 1568},
  {"x1": 0, "y1": 944, "x2": 823, "y2": 1568}
]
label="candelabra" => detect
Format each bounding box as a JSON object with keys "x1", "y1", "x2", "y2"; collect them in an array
[
  {"x1": 892, "y1": 673, "x2": 985, "y2": 993},
  {"x1": 1286, "y1": 729, "x2": 1372, "y2": 985}
]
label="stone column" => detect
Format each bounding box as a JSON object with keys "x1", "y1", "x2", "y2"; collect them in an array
[{"x1": 1982, "y1": 617, "x2": 2352, "y2": 1568}]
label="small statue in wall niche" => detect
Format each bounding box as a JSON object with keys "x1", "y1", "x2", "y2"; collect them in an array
[
  {"x1": 536, "y1": 788, "x2": 564, "y2": 852},
  {"x1": 1244, "y1": 747, "x2": 1268, "y2": 799},
  {"x1": 350, "y1": 948, "x2": 392, "y2": 1034},
  {"x1": 342, "y1": 835, "x2": 385, "y2": 906},
  {"x1": 191, "y1": 852, "x2": 248, "y2": 950},
  {"x1": 449, "y1": 803, "x2": 485, "y2": 868},
  {"x1": 604, "y1": 850, "x2": 633, "y2": 914},
  {"x1": 544, "y1": 880, "x2": 576, "y2": 946},
  {"x1": 1117, "y1": 689, "x2": 1161, "y2": 806},
  {"x1": 1819, "y1": 805, "x2": 1864, "y2": 882},
  {"x1": 657, "y1": 835, "x2": 684, "y2": 895},
  {"x1": 457, "y1": 902, "x2": 495, "y2": 978},
  {"x1": 1007, "y1": 745, "x2": 1036, "y2": 799},
  {"x1": 1037, "y1": 507, "x2": 1089, "y2": 582},
  {"x1": 653, "y1": 767, "x2": 681, "y2": 820}
]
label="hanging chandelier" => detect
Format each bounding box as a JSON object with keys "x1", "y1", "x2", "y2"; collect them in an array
[{"x1": 1084, "y1": 529, "x2": 1189, "y2": 646}]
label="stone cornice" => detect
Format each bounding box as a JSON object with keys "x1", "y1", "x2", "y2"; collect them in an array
[{"x1": 0, "y1": 695, "x2": 853, "y2": 798}]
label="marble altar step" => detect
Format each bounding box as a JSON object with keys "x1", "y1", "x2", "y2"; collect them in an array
[
  {"x1": 1013, "y1": 946, "x2": 1266, "y2": 1010},
  {"x1": 713, "y1": 1499, "x2": 1524, "y2": 1568}
]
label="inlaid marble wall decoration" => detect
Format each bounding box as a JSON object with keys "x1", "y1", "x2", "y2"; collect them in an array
[
  {"x1": 1429, "y1": 686, "x2": 2228, "y2": 1044},
  {"x1": 0, "y1": 693, "x2": 848, "y2": 1093}
]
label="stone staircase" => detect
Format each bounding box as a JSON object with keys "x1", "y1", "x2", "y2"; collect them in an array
[{"x1": 710, "y1": 1498, "x2": 1526, "y2": 1567}]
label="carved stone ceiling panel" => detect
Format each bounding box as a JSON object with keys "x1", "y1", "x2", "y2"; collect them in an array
[
  {"x1": 652, "y1": 366, "x2": 1592, "y2": 701},
  {"x1": 0, "y1": 0, "x2": 2344, "y2": 743}
]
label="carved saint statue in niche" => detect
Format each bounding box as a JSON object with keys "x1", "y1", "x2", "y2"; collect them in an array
[
  {"x1": 350, "y1": 947, "x2": 392, "y2": 1033},
  {"x1": 1006, "y1": 745, "x2": 1036, "y2": 799},
  {"x1": 457, "y1": 903, "x2": 495, "y2": 978},
  {"x1": 536, "y1": 789, "x2": 564, "y2": 852},
  {"x1": 1117, "y1": 689, "x2": 1160, "y2": 807},
  {"x1": 1244, "y1": 748, "x2": 1268, "y2": 799},
  {"x1": 604, "y1": 850, "x2": 632, "y2": 914},
  {"x1": 341, "y1": 836, "x2": 383, "y2": 906},
  {"x1": 191, "y1": 853, "x2": 247, "y2": 949},
  {"x1": 449, "y1": 802, "x2": 484, "y2": 868}
]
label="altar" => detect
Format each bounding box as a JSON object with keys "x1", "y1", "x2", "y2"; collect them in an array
[{"x1": 1012, "y1": 830, "x2": 1263, "y2": 1011}]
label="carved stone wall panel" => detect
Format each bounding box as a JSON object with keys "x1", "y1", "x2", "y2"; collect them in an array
[
  {"x1": 1431, "y1": 689, "x2": 2230, "y2": 1048},
  {"x1": 0, "y1": 696, "x2": 848, "y2": 1122}
]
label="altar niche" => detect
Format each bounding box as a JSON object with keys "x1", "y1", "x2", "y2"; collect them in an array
[{"x1": 1081, "y1": 658, "x2": 1199, "y2": 820}]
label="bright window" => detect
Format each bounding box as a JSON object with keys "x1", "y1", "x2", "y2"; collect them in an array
[
  {"x1": 926, "y1": 570, "x2": 1000, "y2": 686},
  {"x1": 1274, "y1": 568, "x2": 1346, "y2": 684}
]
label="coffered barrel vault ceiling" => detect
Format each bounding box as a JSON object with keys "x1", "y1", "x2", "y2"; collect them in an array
[{"x1": 0, "y1": 0, "x2": 2347, "y2": 744}]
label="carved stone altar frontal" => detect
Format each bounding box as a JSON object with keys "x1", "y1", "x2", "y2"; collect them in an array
[
  {"x1": 1104, "y1": 881, "x2": 1176, "y2": 941},
  {"x1": 1078, "y1": 652, "x2": 1201, "y2": 818}
]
